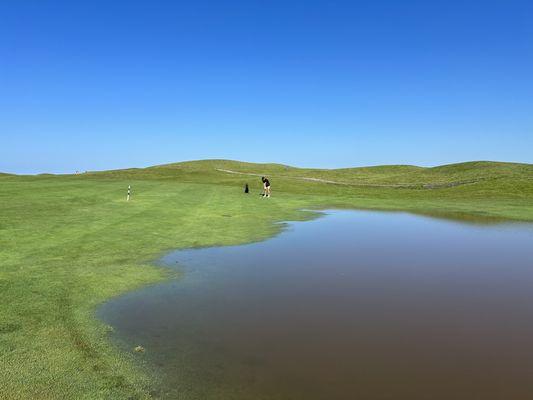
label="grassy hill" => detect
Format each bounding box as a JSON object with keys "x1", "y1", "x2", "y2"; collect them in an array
[
  {"x1": 78, "y1": 159, "x2": 533, "y2": 218},
  {"x1": 1, "y1": 159, "x2": 532, "y2": 399},
  {"x1": 85, "y1": 158, "x2": 533, "y2": 189}
]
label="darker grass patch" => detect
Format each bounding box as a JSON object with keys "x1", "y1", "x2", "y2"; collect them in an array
[{"x1": 0, "y1": 323, "x2": 21, "y2": 334}]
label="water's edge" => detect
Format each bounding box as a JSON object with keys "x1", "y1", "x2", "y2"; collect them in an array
[{"x1": 95, "y1": 208, "x2": 529, "y2": 398}]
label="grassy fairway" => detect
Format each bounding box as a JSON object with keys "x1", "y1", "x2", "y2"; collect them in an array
[{"x1": 1, "y1": 160, "x2": 533, "y2": 399}]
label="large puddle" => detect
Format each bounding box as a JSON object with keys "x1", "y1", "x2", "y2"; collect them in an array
[{"x1": 99, "y1": 210, "x2": 533, "y2": 399}]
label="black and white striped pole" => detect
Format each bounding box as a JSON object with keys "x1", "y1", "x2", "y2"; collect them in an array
[{"x1": 127, "y1": 185, "x2": 131, "y2": 201}]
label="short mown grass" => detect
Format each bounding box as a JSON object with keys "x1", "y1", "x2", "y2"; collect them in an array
[{"x1": 1, "y1": 160, "x2": 532, "y2": 399}]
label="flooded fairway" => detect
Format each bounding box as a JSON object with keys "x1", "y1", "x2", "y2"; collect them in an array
[{"x1": 99, "y1": 210, "x2": 533, "y2": 399}]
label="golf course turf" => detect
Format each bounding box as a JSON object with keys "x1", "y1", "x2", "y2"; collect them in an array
[{"x1": 1, "y1": 159, "x2": 533, "y2": 399}]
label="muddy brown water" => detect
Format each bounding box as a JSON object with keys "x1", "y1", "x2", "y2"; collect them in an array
[{"x1": 98, "y1": 210, "x2": 533, "y2": 399}]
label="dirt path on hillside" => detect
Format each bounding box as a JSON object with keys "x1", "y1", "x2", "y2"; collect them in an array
[{"x1": 214, "y1": 168, "x2": 475, "y2": 189}]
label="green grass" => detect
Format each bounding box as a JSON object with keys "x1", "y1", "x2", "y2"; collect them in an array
[{"x1": 1, "y1": 159, "x2": 532, "y2": 399}]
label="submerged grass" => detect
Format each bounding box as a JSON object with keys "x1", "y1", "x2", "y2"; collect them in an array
[{"x1": 1, "y1": 159, "x2": 532, "y2": 399}]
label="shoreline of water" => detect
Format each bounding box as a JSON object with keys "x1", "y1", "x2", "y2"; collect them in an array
[{"x1": 98, "y1": 210, "x2": 533, "y2": 399}]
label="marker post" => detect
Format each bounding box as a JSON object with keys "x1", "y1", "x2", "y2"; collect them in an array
[{"x1": 127, "y1": 185, "x2": 131, "y2": 201}]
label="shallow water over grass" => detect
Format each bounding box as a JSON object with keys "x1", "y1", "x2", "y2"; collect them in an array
[{"x1": 99, "y1": 210, "x2": 533, "y2": 399}]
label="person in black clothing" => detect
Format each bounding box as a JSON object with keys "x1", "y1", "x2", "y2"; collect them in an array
[
  {"x1": 244, "y1": 183, "x2": 249, "y2": 193},
  {"x1": 261, "y1": 177, "x2": 271, "y2": 198}
]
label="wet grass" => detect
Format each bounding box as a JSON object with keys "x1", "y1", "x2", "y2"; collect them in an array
[{"x1": 1, "y1": 159, "x2": 532, "y2": 399}]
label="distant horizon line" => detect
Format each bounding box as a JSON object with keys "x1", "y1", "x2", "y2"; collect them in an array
[{"x1": 2, "y1": 158, "x2": 532, "y2": 176}]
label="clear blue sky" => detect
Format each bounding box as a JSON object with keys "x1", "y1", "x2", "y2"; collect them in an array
[{"x1": 1, "y1": 0, "x2": 532, "y2": 174}]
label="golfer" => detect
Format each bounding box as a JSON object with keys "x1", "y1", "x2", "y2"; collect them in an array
[{"x1": 262, "y1": 177, "x2": 271, "y2": 197}]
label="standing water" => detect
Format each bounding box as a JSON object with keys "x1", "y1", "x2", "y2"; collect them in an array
[{"x1": 99, "y1": 210, "x2": 533, "y2": 399}]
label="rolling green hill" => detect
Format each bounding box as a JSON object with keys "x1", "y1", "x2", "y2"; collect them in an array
[
  {"x1": 80, "y1": 159, "x2": 533, "y2": 215},
  {"x1": 86, "y1": 158, "x2": 533, "y2": 188},
  {"x1": 1, "y1": 160, "x2": 532, "y2": 399}
]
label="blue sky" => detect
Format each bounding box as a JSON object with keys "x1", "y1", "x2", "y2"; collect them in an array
[{"x1": 1, "y1": 0, "x2": 532, "y2": 174}]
